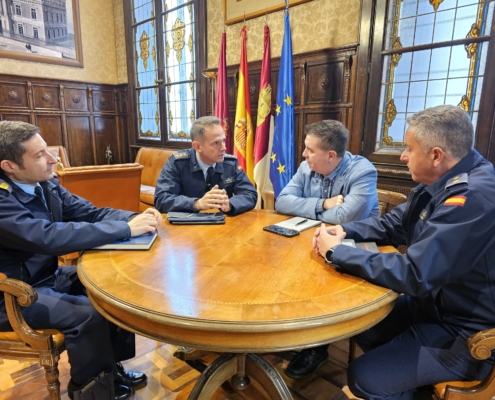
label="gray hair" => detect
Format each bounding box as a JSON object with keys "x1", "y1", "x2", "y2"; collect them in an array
[
  {"x1": 305, "y1": 120, "x2": 348, "y2": 157},
  {"x1": 406, "y1": 105, "x2": 473, "y2": 160},
  {"x1": 190, "y1": 116, "x2": 222, "y2": 142},
  {"x1": 0, "y1": 121, "x2": 40, "y2": 168}
]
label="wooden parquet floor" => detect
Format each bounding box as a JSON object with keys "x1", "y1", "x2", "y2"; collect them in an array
[{"x1": 0, "y1": 336, "x2": 357, "y2": 400}]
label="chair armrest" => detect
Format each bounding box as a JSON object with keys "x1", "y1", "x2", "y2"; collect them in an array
[
  {"x1": 0, "y1": 273, "x2": 52, "y2": 349},
  {"x1": 467, "y1": 328, "x2": 495, "y2": 360}
]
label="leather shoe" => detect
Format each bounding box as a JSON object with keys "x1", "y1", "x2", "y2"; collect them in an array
[
  {"x1": 284, "y1": 347, "x2": 329, "y2": 379},
  {"x1": 115, "y1": 362, "x2": 147, "y2": 390}
]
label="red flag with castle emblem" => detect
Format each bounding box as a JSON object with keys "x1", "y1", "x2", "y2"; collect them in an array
[
  {"x1": 215, "y1": 30, "x2": 231, "y2": 153},
  {"x1": 233, "y1": 25, "x2": 254, "y2": 183},
  {"x1": 254, "y1": 24, "x2": 274, "y2": 207}
]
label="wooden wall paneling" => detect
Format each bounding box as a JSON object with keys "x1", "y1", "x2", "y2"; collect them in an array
[
  {"x1": 305, "y1": 61, "x2": 344, "y2": 105},
  {"x1": 0, "y1": 113, "x2": 30, "y2": 123},
  {"x1": 94, "y1": 116, "x2": 120, "y2": 165},
  {"x1": 64, "y1": 87, "x2": 89, "y2": 112},
  {"x1": 0, "y1": 82, "x2": 28, "y2": 109},
  {"x1": 35, "y1": 115, "x2": 64, "y2": 146},
  {"x1": 93, "y1": 89, "x2": 116, "y2": 113},
  {"x1": 66, "y1": 116, "x2": 94, "y2": 166},
  {"x1": 32, "y1": 85, "x2": 61, "y2": 110}
]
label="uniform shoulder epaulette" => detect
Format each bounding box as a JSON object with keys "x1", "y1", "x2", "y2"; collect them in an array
[
  {"x1": 0, "y1": 180, "x2": 12, "y2": 194},
  {"x1": 173, "y1": 150, "x2": 191, "y2": 160},
  {"x1": 445, "y1": 173, "x2": 468, "y2": 189},
  {"x1": 224, "y1": 153, "x2": 236, "y2": 159}
]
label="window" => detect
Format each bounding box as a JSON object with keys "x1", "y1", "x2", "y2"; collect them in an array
[
  {"x1": 45, "y1": 11, "x2": 48, "y2": 21},
  {"x1": 33, "y1": 27, "x2": 38, "y2": 38},
  {"x1": 31, "y1": 8, "x2": 36, "y2": 19},
  {"x1": 358, "y1": 0, "x2": 495, "y2": 162},
  {"x1": 57, "y1": 13, "x2": 59, "y2": 22},
  {"x1": 15, "y1": 5, "x2": 21, "y2": 15},
  {"x1": 47, "y1": 29, "x2": 50, "y2": 39},
  {"x1": 51, "y1": 12, "x2": 54, "y2": 22},
  {"x1": 17, "y1": 23, "x2": 23, "y2": 35},
  {"x1": 125, "y1": 0, "x2": 206, "y2": 147}
]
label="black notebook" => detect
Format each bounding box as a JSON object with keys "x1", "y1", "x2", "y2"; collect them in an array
[
  {"x1": 93, "y1": 231, "x2": 158, "y2": 250},
  {"x1": 167, "y1": 212, "x2": 225, "y2": 225}
]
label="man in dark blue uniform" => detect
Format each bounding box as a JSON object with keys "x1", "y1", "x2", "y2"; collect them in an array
[
  {"x1": 314, "y1": 105, "x2": 495, "y2": 399},
  {"x1": 154, "y1": 116, "x2": 257, "y2": 215},
  {"x1": 0, "y1": 121, "x2": 162, "y2": 400}
]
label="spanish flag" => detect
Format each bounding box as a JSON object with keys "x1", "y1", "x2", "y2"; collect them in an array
[
  {"x1": 233, "y1": 25, "x2": 254, "y2": 183},
  {"x1": 444, "y1": 196, "x2": 466, "y2": 207}
]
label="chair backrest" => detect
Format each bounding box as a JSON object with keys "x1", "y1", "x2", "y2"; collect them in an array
[
  {"x1": 135, "y1": 147, "x2": 175, "y2": 187},
  {"x1": 56, "y1": 163, "x2": 143, "y2": 211},
  {"x1": 377, "y1": 189, "x2": 408, "y2": 217}
]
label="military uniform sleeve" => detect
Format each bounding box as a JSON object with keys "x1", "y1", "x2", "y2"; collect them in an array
[
  {"x1": 228, "y1": 158, "x2": 257, "y2": 215},
  {"x1": 154, "y1": 156, "x2": 197, "y2": 212},
  {"x1": 317, "y1": 167, "x2": 378, "y2": 224},
  {"x1": 333, "y1": 188, "x2": 495, "y2": 297},
  {"x1": 0, "y1": 188, "x2": 131, "y2": 256}
]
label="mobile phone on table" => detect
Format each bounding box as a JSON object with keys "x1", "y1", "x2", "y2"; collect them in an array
[{"x1": 263, "y1": 224, "x2": 300, "y2": 238}]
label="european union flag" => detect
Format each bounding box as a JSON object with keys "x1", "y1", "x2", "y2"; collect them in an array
[{"x1": 269, "y1": 11, "x2": 295, "y2": 198}]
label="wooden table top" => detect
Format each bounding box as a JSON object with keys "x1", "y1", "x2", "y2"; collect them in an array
[{"x1": 78, "y1": 210, "x2": 398, "y2": 353}]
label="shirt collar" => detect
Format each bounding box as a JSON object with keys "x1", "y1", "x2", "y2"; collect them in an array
[
  {"x1": 11, "y1": 180, "x2": 41, "y2": 196},
  {"x1": 195, "y1": 151, "x2": 217, "y2": 177}
]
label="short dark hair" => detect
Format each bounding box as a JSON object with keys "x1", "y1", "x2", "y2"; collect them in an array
[
  {"x1": 305, "y1": 120, "x2": 348, "y2": 157},
  {"x1": 406, "y1": 105, "x2": 473, "y2": 160},
  {"x1": 190, "y1": 116, "x2": 222, "y2": 142},
  {"x1": 0, "y1": 121, "x2": 40, "y2": 168}
]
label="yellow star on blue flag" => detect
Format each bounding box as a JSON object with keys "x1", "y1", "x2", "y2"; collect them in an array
[{"x1": 283, "y1": 95, "x2": 292, "y2": 106}]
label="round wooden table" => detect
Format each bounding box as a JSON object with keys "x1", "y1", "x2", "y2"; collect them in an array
[{"x1": 78, "y1": 210, "x2": 398, "y2": 399}]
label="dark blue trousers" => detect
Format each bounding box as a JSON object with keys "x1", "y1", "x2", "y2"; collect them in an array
[
  {"x1": 348, "y1": 295, "x2": 493, "y2": 400},
  {"x1": 0, "y1": 266, "x2": 135, "y2": 385}
]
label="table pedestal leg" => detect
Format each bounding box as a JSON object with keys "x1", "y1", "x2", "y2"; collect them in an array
[{"x1": 188, "y1": 353, "x2": 293, "y2": 400}]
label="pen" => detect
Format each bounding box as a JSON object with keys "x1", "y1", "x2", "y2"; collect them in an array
[{"x1": 295, "y1": 219, "x2": 308, "y2": 226}]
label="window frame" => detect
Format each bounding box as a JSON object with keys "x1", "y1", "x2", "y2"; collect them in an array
[
  {"x1": 123, "y1": 0, "x2": 207, "y2": 150},
  {"x1": 353, "y1": 0, "x2": 495, "y2": 167}
]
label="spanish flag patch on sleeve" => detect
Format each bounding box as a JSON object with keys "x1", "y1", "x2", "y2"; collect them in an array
[{"x1": 444, "y1": 195, "x2": 466, "y2": 207}]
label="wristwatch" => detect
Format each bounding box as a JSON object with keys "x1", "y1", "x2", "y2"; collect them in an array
[{"x1": 324, "y1": 245, "x2": 340, "y2": 264}]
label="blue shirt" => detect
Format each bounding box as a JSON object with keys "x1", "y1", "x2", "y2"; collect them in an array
[{"x1": 275, "y1": 152, "x2": 379, "y2": 224}]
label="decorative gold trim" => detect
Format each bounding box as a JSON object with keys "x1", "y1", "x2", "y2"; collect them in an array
[
  {"x1": 169, "y1": 110, "x2": 173, "y2": 127},
  {"x1": 190, "y1": 108, "x2": 195, "y2": 123},
  {"x1": 188, "y1": 34, "x2": 193, "y2": 54},
  {"x1": 458, "y1": 95, "x2": 470, "y2": 112},
  {"x1": 139, "y1": 30, "x2": 150, "y2": 70},
  {"x1": 171, "y1": 18, "x2": 185, "y2": 63},
  {"x1": 385, "y1": 99, "x2": 397, "y2": 127},
  {"x1": 465, "y1": 24, "x2": 480, "y2": 59},
  {"x1": 429, "y1": 0, "x2": 443, "y2": 11},
  {"x1": 155, "y1": 110, "x2": 160, "y2": 127},
  {"x1": 151, "y1": 10, "x2": 155, "y2": 28},
  {"x1": 391, "y1": 37, "x2": 402, "y2": 66}
]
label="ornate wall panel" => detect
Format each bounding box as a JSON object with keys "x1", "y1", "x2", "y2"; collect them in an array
[
  {"x1": 0, "y1": 83, "x2": 29, "y2": 108},
  {"x1": 0, "y1": 74, "x2": 130, "y2": 167},
  {"x1": 33, "y1": 86, "x2": 61, "y2": 110}
]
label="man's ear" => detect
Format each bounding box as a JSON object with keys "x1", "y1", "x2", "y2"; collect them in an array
[
  {"x1": 327, "y1": 150, "x2": 337, "y2": 162},
  {"x1": 0, "y1": 160, "x2": 16, "y2": 174},
  {"x1": 431, "y1": 147, "x2": 444, "y2": 167},
  {"x1": 192, "y1": 140, "x2": 201, "y2": 151}
]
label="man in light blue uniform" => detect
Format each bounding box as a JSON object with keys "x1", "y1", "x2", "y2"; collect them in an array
[
  {"x1": 277, "y1": 119, "x2": 379, "y2": 379},
  {"x1": 276, "y1": 120, "x2": 379, "y2": 224}
]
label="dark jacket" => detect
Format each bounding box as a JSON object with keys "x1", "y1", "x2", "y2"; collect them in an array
[
  {"x1": 333, "y1": 149, "x2": 495, "y2": 333},
  {"x1": 0, "y1": 172, "x2": 134, "y2": 288},
  {"x1": 154, "y1": 148, "x2": 257, "y2": 215}
]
